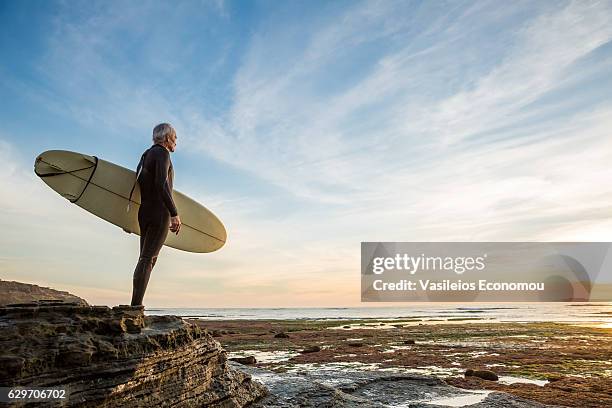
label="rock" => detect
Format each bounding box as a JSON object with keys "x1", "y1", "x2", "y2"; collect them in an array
[
  {"x1": 343, "y1": 325, "x2": 351, "y2": 328},
  {"x1": 465, "y1": 368, "x2": 499, "y2": 381},
  {"x1": 300, "y1": 345, "x2": 321, "y2": 354},
  {"x1": 0, "y1": 301, "x2": 267, "y2": 407},
  {"x1": 230, "y1": 356, "x2": 257, "y2": 365},
  {"x1": 274, "y1": 332, "x2": 290, "y2": 338},
  {"x1": 403, "y1": 339, "x2": 416, "y2": 345},
  {"x1": 0, "y1": 280, "x2": 88, "y2": 306},
  {"x1": 348, "y1": 342, "x2": 365, "y2": 347},
  {"x1": 235, "y1": 363, "x2": 543, "y2": 407}
]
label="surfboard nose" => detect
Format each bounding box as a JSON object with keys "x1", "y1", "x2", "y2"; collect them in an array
[
  {"x1": 34, "y1": 150, "x2": 99, "y2": 204},
  {"x1": 35, "y1": 150, "x2": 97, "y2": 175}
]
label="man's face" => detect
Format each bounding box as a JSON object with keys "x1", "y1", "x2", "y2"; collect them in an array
[{"x1": 166, "y1": 133, "x2": 177, "y2": 152}]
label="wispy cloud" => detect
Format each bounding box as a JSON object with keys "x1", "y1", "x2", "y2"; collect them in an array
[
  {"x1": 417, "y1": 0, "x2": 612, "y2": 146},
  {"x1": 189, "y1": 0, "x2": 612, "y2": 206}
]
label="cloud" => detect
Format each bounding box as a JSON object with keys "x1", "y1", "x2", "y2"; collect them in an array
[
  {"x1": 188, "y1": 0, "x2": 612, "y2": 207},
  {"x1": 415, "y1": 0, "x2": 612, "y2": 146}
]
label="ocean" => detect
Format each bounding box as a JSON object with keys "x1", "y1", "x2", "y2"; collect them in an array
[{"x1": 146, "y1": 303, "x2": 612, "y2": 327}]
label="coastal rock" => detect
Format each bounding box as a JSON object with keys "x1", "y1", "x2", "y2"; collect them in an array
[
  {"x1": 0, "y1": 279, "x2": 88, "y2": 306},
  {"x1": 274, "y1": 332, "x2": 290, "y2": 338},
  {"x1": 300, "y1": 345, "x2": 321, "y2": 354},
  {"x1": 0, "y1": 301, "x2": 266, "y2": 407},
  {"x1": 230, "y1": 356, "x2": 257, "y2": 365},
  {"x1": 465, "y1": 369, "x2": 499, "y2": 381},
  {"x1": 403, "y1": 339, "x2": 416, "y2": 345}
]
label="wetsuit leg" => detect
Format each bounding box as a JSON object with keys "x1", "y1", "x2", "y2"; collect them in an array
[
  {"x1": 131, "y1": 217, "x2": 150, "y2": 306},
  {"x1": 131, "y1": 208, "x2": 170, "y2": 306}
]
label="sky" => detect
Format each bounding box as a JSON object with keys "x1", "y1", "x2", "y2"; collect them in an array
[{"x1": 0, "y1": 0, "x2": 611, "y2": 307}]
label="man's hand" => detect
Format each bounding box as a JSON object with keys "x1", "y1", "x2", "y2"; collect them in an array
[{"x1": 170, "y1": 215, "x2": 182, "y2": 235}]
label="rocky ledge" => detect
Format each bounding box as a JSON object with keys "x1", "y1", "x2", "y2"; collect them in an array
[
  {"x1": 0, "y1": 300, "x2": 266, "y2": 407},
  {"x1": 0, "y1": 280, "x2": 88, "y2": 306}
]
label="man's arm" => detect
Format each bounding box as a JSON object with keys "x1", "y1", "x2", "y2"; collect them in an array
[{"x1": 153, "y1": 148, "x2": 179, "y2": 217}]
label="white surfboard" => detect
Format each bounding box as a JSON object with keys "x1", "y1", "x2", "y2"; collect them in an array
[{"x1": 34, "y1": 150, "x2": 226, "y2": 253}]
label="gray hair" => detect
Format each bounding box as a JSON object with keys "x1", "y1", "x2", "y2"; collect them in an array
[{"x1": 152, "y1": 123, "x2": 176, "y2": 143}]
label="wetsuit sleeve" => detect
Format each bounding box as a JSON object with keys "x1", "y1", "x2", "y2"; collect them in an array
[{"x1": 153, "y1": 149, "x2": 179, "y2": 217}]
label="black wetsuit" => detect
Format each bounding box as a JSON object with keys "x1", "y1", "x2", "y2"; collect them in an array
[{"x1": 131, "y1": 144, "x2": 178, "y2": 306}]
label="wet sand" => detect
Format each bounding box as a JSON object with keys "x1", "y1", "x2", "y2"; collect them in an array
[{"x1": 190, "y1": 318, "x2": 612, "y2": 407}]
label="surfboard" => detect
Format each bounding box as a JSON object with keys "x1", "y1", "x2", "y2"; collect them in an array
[{"x1": 34, "y1": 149, "x2": 226, "y2": 253}]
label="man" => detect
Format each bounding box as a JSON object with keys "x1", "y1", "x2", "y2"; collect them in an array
[{"x1": 131, "y1": 123, "x2": 182, "y2": 306}]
